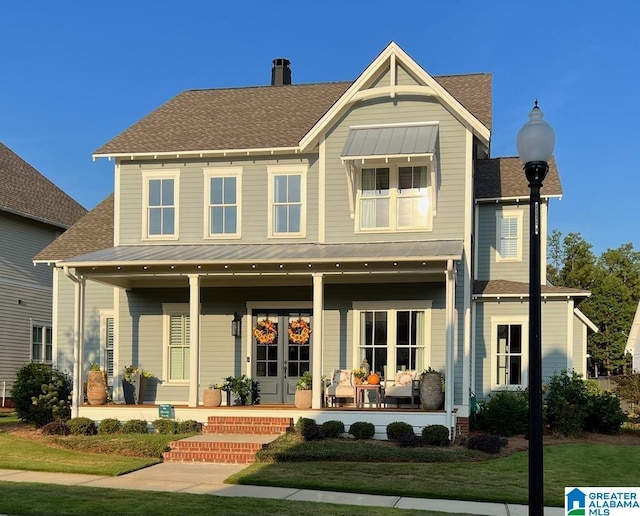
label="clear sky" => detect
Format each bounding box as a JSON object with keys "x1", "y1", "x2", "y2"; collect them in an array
[{"x1": 1, "y1": 0, "x2": 637, "y2": 255}]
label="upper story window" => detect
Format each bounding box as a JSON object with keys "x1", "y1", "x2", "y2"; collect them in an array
[
  {"x1": 357, "y1": 165, "x2": 432, "y2": 232},
  {"x1": 496, "y1": 210, "x2": 523, "y2": 261},
  {"x1": 268, "y1": 165, "x2": 307, "y2": 238},
  {"x1": 204, "y1": 168, "x2": 241, "y2": 238},
  {"x1": 142, "y1": 170, "x2": 179, "y2": 239},
  {"x1": 31, "y1": 321, "x2": 52, "y2": 364}
]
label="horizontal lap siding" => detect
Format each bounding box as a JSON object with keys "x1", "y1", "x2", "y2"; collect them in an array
[
  {"x1": 476, "y1": 203, "x2": 529, "y2": 281},
  {"x1": 573, "y1": 315, "x2": 586, "y2": 377},
  {"x1": 118, "y1": 157, "x2": 319, "y2": 245},
  {"x1": 324, "y1": 97, "x2": 467, "y2": 243}
]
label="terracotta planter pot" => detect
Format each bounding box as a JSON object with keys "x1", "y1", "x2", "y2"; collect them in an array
[
  {"x1": 87, "y1": 370, "x2": 108, "y2": 406},
  {"x1": 203, "y1": 389, "x2": 222, "y2": 407},
  {"x1": 420, "y1": 373, "x2": 444, "y2": 410},
  {"x1": 294, "y1": 389, "x2": 312, "y2": 409}
]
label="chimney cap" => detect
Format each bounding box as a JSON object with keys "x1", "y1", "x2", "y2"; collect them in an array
[{"x1": 271, "y1": 57, "x2": 292, "y2": 86}]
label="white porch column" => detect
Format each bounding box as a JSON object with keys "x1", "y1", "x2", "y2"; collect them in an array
[
  {"x1": 445, "y1": 260, "x2": 456, "y2": 436},
  {"x1": 64, "y1": 267, "x2": 85, "y2": 418},
  {"x1": 312, "y1": 273, "x2": 324, "y2": 409},
  {"x1": 188, "y1": 274, "x2": 201, "y2": 407}
]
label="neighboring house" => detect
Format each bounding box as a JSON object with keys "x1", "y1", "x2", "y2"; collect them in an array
[
  {"x1": 0, "y1": 142, "x2": 86, "y2": 403},
  {"x1": 35, "y1": 42, "x2": 594, "y2": 434}
]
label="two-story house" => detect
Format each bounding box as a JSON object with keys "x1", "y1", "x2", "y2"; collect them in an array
[
  {"x1": 0, "y1": 142, "x2": 86, "y2": 404},
  {"x1": 35, "y1": 42, "x2": 594, "y2": 435}
]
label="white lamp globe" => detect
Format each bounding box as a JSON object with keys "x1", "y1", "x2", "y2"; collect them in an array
[{"x1": 517, "y1": 102, "x2": 555, "y2": 165}]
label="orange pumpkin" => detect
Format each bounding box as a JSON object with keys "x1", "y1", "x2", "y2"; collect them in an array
[{"x1": 367, "y1": 373, "x2": 380, "y2": 385}]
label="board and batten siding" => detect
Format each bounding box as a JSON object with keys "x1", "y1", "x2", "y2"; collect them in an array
[
  {"x1": 117, "y1": 156, "x2": 319, "y2": 245},
  {"x1": 323, "y1": 96, "x2": 468, "y2": 243},
  {"x1": 474, "y1": 299, "x2": 572, "y2": 399},
  {"x1": 54, "y1": 272, "x2": 114, "y2": 376},
  {"x1": 475, "y1": 203, "x2": 530, "y2": 282}
]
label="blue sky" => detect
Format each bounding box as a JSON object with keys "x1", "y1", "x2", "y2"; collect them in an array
[{"x1": 1, "y1": 1, "x2": 637, "y2": 255}]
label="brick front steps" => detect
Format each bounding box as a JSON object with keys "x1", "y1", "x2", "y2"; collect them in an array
[{"x1": 163, "y1": 416, "x2": 293, "y2": 464}]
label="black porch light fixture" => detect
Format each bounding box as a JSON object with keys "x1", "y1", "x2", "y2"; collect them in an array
[
  {"x1": 231, "y1": 312, "x2": 242, "y2": 337},
  {"x1": 517, "y1": 100, "x2": 555, "y2": 516}
]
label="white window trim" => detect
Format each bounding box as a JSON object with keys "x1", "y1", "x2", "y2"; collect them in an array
[
  {"x1": 99, "y1": 310, "x2": 115, "y2": 383},
  {"x1": 267, "y1": 164, "x2": 307, "y2": 238},
  {"x1": 352, "y1": 301, "x2": 433, "y2": 373},
  {"x1": 496, "y1": 209, "x2": 523, "y2": 262},
  {"x1": 354, "y1": 161, "x2": 434, "y2": 233},
  {"x1": 203, "y1": 167, "x2": 242, "y2": 239},
  {"x1": 30, "y1": 320, "x2": 52, "y2": 364},
  {"x1": 490, "y1": 316, "x2": 528, "y2": 390},
  {"x1": 141, "y1": 169, "x2": 180, "y2": 241},
  {"x1": 162, "y1": 303, "x2": 190, "y2": 385}
]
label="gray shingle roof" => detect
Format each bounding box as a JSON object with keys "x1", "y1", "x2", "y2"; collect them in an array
[
  {"x1": 473, "y1": 279, "x2": 589, "y2": 297},
  {"x1": 34, "y1": 195, "x2": 113, "y2": 262},
  {"x1": 475, "y1": 157, "x2": 562, "y2": 200},
  {"x1": 94, "y1": 74, "x2": 492, "y2": 156},
  {"x1": 0, "y1": 142, "x2": 87, "y2": 228}
]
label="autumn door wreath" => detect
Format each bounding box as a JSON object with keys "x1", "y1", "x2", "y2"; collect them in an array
[
  {"x1": 253, "y1": 319, "x2": 277, "y2": 344},
  {"x1": 288, "y1": 319, "x2": 312, "y2": 344}
]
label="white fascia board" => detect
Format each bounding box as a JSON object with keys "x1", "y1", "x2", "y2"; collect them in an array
[
  {"x1": 473, "y1": 292, "x2": 591, "y2": 300},
  {"x1": 299, "y1": 42, "x2": 490, "y2": 153},
  {"x1": 574, "y1": 308, "x2": 599, "y2": 333},
  {"x1": 475, "y1": 195, "x2": 563, "y2": 204},
  {"x1": 93, "y1": 146, "x2": 301, "y2": 161}
]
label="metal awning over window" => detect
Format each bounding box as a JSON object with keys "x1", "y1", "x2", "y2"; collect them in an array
[{"x1": 341, "y1": 123, "x2": 438, "y2": 161}]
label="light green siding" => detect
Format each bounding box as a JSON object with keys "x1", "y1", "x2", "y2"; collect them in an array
[
  {"x1": 323, "y1": 96, "x2": 468, "y2": 243},
  {"x1": 476, "y1": 203, "x2": 530, "y2": 281}
]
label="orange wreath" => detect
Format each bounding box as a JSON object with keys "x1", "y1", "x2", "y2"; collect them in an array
[
  {"x1": 253, "y1": 319, "x2": 277, "y2": 344},
  {"x1": 288, "y1": 319, "x2": 312, "y2": 345}
]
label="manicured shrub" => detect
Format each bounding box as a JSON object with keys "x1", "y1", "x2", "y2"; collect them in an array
[
  {"x1": 545, "y1": 370, "x2": 588, "y2": 436},
  {"x1": 11, "y1": 363, "x2": 72, "y2": 427},
  {"x1": 397, "y1": 434, "x2": 422, "y2": 447},
  {"x1": 153, "y1": 419, "x2": 178, "y2": 435},
  {"x1": 348, "y1": 421, "x2": 375, "y2": 440},
  {"x1": 321, "y1": 420, "x2": 345, "y2": 438},
  {"x1": 466, "y1": 433, "x2": 508, "y2": 454},
  {"x1": 177, "y1": 420, "x2": 202, "y2": 433},
  {"x1": 98, "y1": 418, "x2": 122, "y2": 434},
  {"x1": 585, "y1": 391, "x2": 627, "y2": 434},
  {"x1": 67, "y1": 417, "x2": 97, "y2": 436},
  {"x1": 121, "y1": 419, "x2": 149, "y2": 434},
  {"x1": 301, "y1": 423, "x2": 323, "y2": 441},
  {"x1": 294, "y1": 417, "x2": 317, "y2": 435},
  {"x1": 41, "y1": 421, "x2": 70, "y2": 435},
  {"x1": 422, "y1": 424, "x2": 450, "y2": 446},
  {"x1": 476, "y1": 389, "x2": 528, "y2": 436},
  {"x1": 386, "y1": 421, "x2": 414, "y2": 442}
]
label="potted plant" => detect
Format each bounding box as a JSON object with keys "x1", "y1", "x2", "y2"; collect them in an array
[
  {"x1": 294, "y1": 371, "x2": 313, "y2": 409},
  {"x1": 123, "y1": 365, "x2": 155, "y2": 404},
  {"x1": 203, "y1": 383, "x2": 223, "y2": 407},
  {"x1": 86, "y1": 362, "x2": 108, "y2": 406},
  {"x1": 352, "y1": 368, "x2": 367, "y2": 385},
  {"x1": 419, "y1": 367, "x2": 444, "y2": 410},
  {"x1": 222, "y1": 375, "x2": 255, "y2": 406}
]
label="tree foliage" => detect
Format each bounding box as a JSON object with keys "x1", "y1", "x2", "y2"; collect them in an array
[{"x1": 548, "y1": 232, "x2": 639, "y2": 375}]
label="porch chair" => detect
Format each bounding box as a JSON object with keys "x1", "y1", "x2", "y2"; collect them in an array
[
  {"x1": 383, "y1": 370, "x2": 419, "y2": 408},
  {"x1": 324, "y1": 369, "x2": 355, "y2": 407}
]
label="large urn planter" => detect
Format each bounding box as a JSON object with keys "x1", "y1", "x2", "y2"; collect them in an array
[
  {"x1": 419, "y1": 372, "x2": 444, "y2": 410},
  {"x1": 203, "y1": 388, "x2": 222, "y2": 407},
  {"x1": 87, "y1": 370, "x2": 108, "y2": 405},
  {"x1": 123, "y1": 373, "x2": 147, "y2": 404},
  {"x1": 294, "y1": 389, "x2": 313, "y2": 409}
]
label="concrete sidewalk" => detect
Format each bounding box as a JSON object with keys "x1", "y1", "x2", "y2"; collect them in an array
[{"x1": 0, "y1": 463, "x2": 564, "y2": 515}]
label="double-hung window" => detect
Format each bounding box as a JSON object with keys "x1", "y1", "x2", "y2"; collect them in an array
[
  {"x1": 143, "y1": 170, "x2": 179, "y2": 239},
  {"x1": 31, "y1": 322, "x2": 52, "y2": 363},
  {"x1": 354, "y1": 302, "x2": 431, "y2": 378},
  {"x1": 163, "y1": 304, "x2": 190, "y2": 382},
  {"x1": 268, "y1": 165, "x2": 306, "y2": 237},
  {"x1": 496, "y1": 210, "x2": 523, "y2": 261},
  {"x1": 204, "y1": 168, "x2": 241, "y2": 238},
  {"x1": 358, "y1": 165, "x2": 432, "y2": 231},
  {"x1": 492, "y1": 318, "x2": 527, "y2": 389}
]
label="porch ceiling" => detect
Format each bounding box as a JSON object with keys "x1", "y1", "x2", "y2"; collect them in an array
[{"x1": 61, "y1": 240, "x2": 462, "y2": 289}]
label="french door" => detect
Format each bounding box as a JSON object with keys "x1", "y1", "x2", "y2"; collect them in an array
[{"x1": 252, "y1": 309, "x2": 312, "y2": 404}]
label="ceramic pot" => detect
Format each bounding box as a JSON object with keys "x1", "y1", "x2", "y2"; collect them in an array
[
  {"x1": 420, "y1": 373, "x2": 444, "y2": 410},
  {"x1": 87, "y1": 370, "x2": 108, "y2": 405},
  {"x1": 294, "y1": 389, "x2": 312, "y2": 409},
  {"x1": 203, "y1": 389, "x2": 222, "y2": 407}
]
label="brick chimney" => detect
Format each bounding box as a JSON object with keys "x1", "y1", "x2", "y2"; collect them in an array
[{"x1": 271, "y1": 58, "x2": 291, "y2": 86}]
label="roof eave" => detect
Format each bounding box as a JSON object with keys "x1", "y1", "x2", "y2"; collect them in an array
[
  {"x1": 93, "y1": 146, "x2": 302, "y2": 161},
  {"x1": 475, "y1": 194, "x2": 563, "y2": 203},
  {"x1": 0, "y1": 205, "x2": 72, "y2": 230}
]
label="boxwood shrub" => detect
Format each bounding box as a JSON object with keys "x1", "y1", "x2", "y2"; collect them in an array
[
  {"x1": 466, "y1": 433, "x2": 508, "y2": 454},
  {"x1": 348, "y1": 421, "x2": 375, "y2": 440},
  {"x1": 98, "y1": 418, "x2": 122, "y2": 434},
  {"x1": 177, "y1": 420, "x2": 202, "y2": 433},
  {"x1": 421, "y1": 424, "x2": 450, "y2": 446},
  {"x1": 121, "y1": 419, "x2": 149, "y2": 434},
  {"x1": 153, "y1": 419, "x2": 178, "y2": 435},
  {"x1": 67, "y1": 417, "x2": 97, "y2": 436},
  {"x1": 321, "y1": 420, "x2": 345, "y2": 438},
  {"x1": 386, "y1": 421, "x2": 415, "y2": 442}
]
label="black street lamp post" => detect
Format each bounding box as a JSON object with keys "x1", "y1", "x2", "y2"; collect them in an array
[{"x1": 517, "y1": 101, "x2": 555, "y2": 516}]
